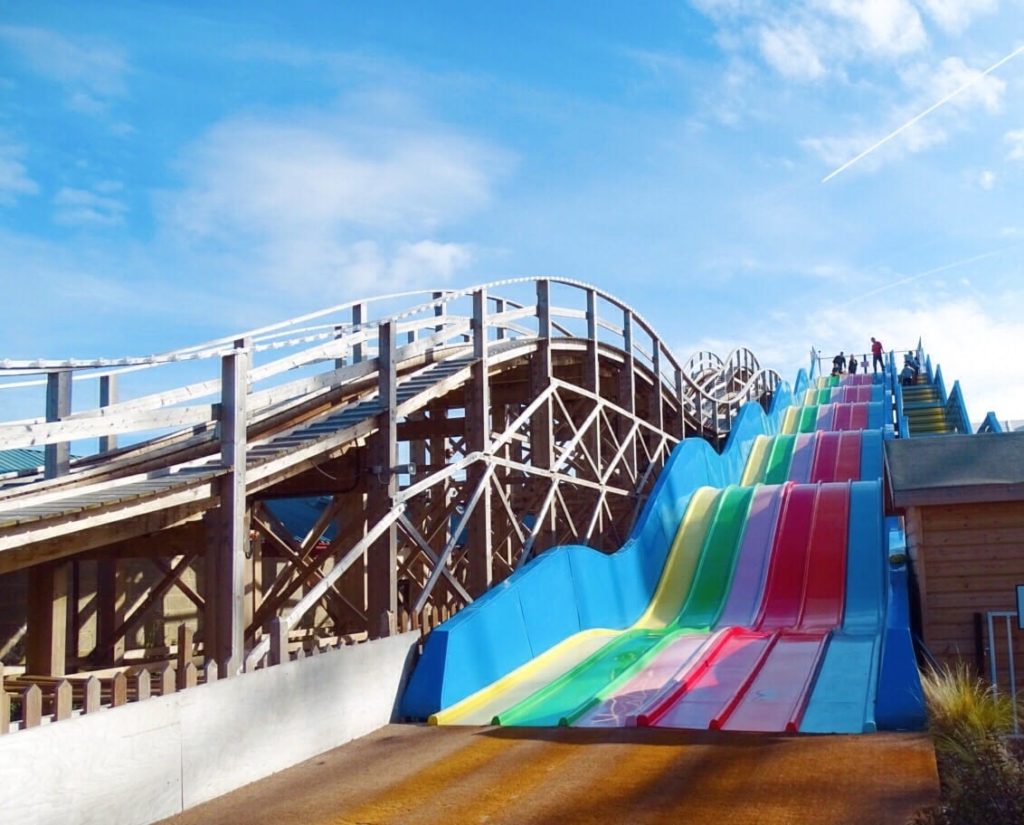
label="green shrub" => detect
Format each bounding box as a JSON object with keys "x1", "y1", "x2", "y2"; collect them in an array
[{"x1": 912, "y1": 662, "x2": 1024, "y2": 825}]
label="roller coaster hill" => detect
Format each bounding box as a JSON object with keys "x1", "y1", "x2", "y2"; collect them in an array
[{"x1": 1, "y1": 278, "x2": 1022, "y2": 820}]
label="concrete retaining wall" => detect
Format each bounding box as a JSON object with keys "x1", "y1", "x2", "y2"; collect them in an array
[{"x1": 0, "y1": 631, "x2": 419, "y2": 825}]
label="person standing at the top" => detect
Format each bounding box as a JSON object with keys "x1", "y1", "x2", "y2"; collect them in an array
[
  {"x1": 870, "y1": 337, "x2": 884, "y2": 373},
  {"x1": 832, "y1": 351, "x2": 846, "y2": 375},
  {"x1": 848, "y1": 353, "x2": 858, "y2": 374}
]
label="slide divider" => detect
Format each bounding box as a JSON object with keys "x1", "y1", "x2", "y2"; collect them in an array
[
  {"x1": 784, "y1": 632, "x2": 832, "y2": 732},
  {"x1": 635, "y1": 627, "x2": 740, "y2": 728},
  {"x1": 708, "y1": 630, "x2": 781, "y2": 731}
]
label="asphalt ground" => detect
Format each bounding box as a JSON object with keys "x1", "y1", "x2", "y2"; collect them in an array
[{"x1": 158, "y1": 724, "x2": 939, "y2": 825}]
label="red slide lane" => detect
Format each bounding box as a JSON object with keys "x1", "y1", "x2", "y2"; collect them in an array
[
  {"x1": 809, "y1": 432, "x2": 840, "y2": 483},
  {"x1": 833, "y1": 431, "x2": 862, "y2": 483},
  {"x1": 850, "y1": 401, "x2": 869, "y2": 430},
  {"x1": 832, "y1": 403, "x2": 853, "y2": 431},
  {"x1": 755, "y1": 484, "x2": 817, "y2": 629},
  {"x1": 796, "y1": 482, "x2": 849, "y2": 630}
]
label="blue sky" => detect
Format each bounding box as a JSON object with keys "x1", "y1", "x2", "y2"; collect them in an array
[{"x1": 2, "y1": 1, "x2": 1023, "y2": 422}]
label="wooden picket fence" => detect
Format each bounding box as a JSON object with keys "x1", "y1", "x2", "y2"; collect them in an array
[{"x1": 1, "y1": 601, "x2": 462, "y2": 735}]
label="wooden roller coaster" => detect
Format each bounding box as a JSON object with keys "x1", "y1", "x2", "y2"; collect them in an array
[{"x1": 0, "y1": 278, "x2": 779, "y2": 724}]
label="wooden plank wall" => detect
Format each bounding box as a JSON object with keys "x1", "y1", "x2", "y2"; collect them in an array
[{"x1": 910, "y1": 501, "x2": 1024, "y2": 687}]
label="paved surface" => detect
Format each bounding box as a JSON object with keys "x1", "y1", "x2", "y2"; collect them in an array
[{"x1": 158, "y1": 724, "x2": 939, "y2": 825}]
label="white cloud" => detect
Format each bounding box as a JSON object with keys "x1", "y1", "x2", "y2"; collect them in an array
[
  {"x1": 805, "y1": 54, "x2": 1007, "y2": 173},
  {"x1": 159, "y1": 110, "x2": 507, "y2": 292},
  {"x1": 0, "y1": 25, "x2": 128, "y2": 114},
  {"x1": 977, "y1": 169, "x2": 996, "y2": 189},
  {"x1": 1006, "y1": 129, "x2": 1024, "y2": 160},
  {"x1": 823, "y1": 0, "x2": 927, "y2": 57},
  {"x1": 758, "y1": 25, "x2": 826, "y2": 80},
  {"x1": 53, "y1": 186, "x2": 128, "y2": 227},
  {"x1": 916, "y1": 0, "x2": 999, "y2": 33},
  {"x1": 901, "y1": 56, "x2": 1005, "y2": 114},
  {"x1": 0, "y1": 142, "x2": 38, "y2": 205}
]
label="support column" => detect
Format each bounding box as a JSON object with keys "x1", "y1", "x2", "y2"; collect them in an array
[
  {"x1": 206, "y1": 338, "x2": 249, "y2": 676},
  {"x1": 650, "y1": 335, "x2": 664, "y2": 456},
  {"x1": 45, "y1": 370, "x2": 71, "y2": 479},
  {"x1": 618, "y1": 309, "x2": 636, "y2": 480},
  {"x1": 25, "y1": 562, "x2": 68, "y2": 675},
  {"x1": 96, "y1": 559, "x2": 125, "y2": 665},
  {"x1": 465, "y1": 288, "x2": 493, "y2": 595},
  {"x1": 367, "y1": 321, "x2": 398, "y2": 638},
  {"x1": 584, "y1": 289, "x2": 602, "y2": 484},
  {"x1": 530, "y1": 280, "x2": 555, "y2": 553},
  {"x1": 99, "y1": 374, "x2": 118, "y2": 454}
]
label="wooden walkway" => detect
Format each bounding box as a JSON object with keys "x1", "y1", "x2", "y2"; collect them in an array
[{"x1": 157, "y1": 724, "x2": 938, "y2": 825}]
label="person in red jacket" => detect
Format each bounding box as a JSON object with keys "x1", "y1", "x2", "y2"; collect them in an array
[{"x1": 870, "y1": 337, "x2": 884, "y2": 373}]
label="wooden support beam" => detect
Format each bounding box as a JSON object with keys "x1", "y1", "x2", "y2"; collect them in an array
[
  {"x1": 618, "y1": 310, "x2": 636, "y2": 482},
  {"x1": 95, "y1": 558, "x2": 125, "y2": 666},
  {"x1": 530, "y1": 280, "x2": 555, "y2": 553},
  {"x1": 25, "y1": 561, "x2": 68, "y2": 676},
  {"x1": 206, "y1": 338, "x2": 250, "y2": 677},
  {"x1": 99, "y1": 374, "x2": 118, "y2": 453},
  {"x1": 466, "y1": 288, "x2": 493, "y2": 593},
  {"x1": 367, "y1": 320, "x2": 398, "y2": 638},
  {"x1": 351, "y1": 303, "x2": 366, "y2": 363},
  {"x1": 44, "y1": 370, "x2": 71, "y2": 479}
]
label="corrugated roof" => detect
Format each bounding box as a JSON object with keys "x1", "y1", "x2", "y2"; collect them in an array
[
  {"x1": 0, "y1": 448, "x2": 44, "y2": 473},
  {"x1": 885, "y1": 432, "x2": 1024, "y2": 506}
]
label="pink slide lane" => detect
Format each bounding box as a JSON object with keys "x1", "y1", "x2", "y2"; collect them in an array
[
  {"x1": 787, "y1": 434, "x2": 816, "y2": 483},
  {"x1": 573, "y1": 633, "x2": 712, "y2": 727},
  {"x1": 716, "y1": 485, "x2": 785, "y2": 628}
]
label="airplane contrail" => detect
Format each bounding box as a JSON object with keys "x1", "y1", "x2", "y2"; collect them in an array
[
  {"x1": 848, "y1": 247, "x2": 1010, "y2": 305},
  {"x1": 822, "y1": 43, "x2": 1024, "y2": 183}
]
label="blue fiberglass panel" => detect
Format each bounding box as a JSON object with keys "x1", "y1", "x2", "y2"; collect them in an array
[
  {"x1": 800, "y1": 637, "x2": 880, "y2": 733},
  {"x1": 843, "y1": 481, "x2": 886, "y2": 633},
  {"x1": 402, "y1": 579, "x2": 534, "y2": 718},
  {"x1": 516, "y1": 551, "x2": 583, "y2": 656},
  {"x1": 800, "y1": 480, "x2": 885, "y2": 733},
  {"x1": 858, "y1": 430, "x2": 883, "y2": 482},
  {"x1": 876, "y1": 563, "x2": 927, "y2": 730},
  {"x1": 866, "y1": 401, "x2": 884, "y2": 429},
  {"x1": 569, "y1": 541, "x2": 650, "y2": 630}
]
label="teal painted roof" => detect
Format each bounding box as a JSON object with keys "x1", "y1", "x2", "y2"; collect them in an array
[{"x1": 0, "y1": 449, "x2": 44, "y2": 473}]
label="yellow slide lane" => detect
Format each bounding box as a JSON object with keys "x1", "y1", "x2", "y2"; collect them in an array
[
  {"x1": 781, "y1": 406, "x2": 800, "y2": 434},
  {"x1": 740, "y1": 435, "x2": 770, "y2": 486},
  {"x1": 429, "y1": 629, "x2": 618, "y2": 725},
  {"x1": 634, "y1": 486, "x2": 720, "y2": 629},
  {"x1": 431, "y1": 486, "x2": 722, "y2": 723}
]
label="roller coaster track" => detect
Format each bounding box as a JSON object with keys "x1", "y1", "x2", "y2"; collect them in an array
[{"x1": 0, "y1": 277, "x2": 779, "y2": 676}]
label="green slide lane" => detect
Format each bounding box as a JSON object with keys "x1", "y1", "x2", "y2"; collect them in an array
[
  {"x1": 670, "y1": 485, "x2": 754, "y2": 629},
  {"x1": 799, "y1": 405, "x2": 819, "y2": 433},
  {"x1": 492, "y1": 629, "x2": 671, "y2": 726},
  {"x1": 493, "y1": 486, "x2": 753, "y2": 727},
  {"x1": 817, "y1": 388, "x2": 832, "y2": 405},
  {"x1": 762, "y1": 435, "x2": 795, "y2": 485}
]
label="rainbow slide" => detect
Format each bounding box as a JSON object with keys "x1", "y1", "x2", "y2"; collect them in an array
[{"x1": 401, "y1": 370, "x2": 926, "y2": 733}]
